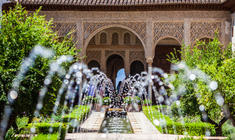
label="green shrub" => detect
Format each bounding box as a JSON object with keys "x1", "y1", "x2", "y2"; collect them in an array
[
  {"x1": 170, "y1": 102, "x2": 180, "y2": 116},
  {"x1": 0, "y1": 4, "x2": 77, "y2": 121},
  {"x1": 180, "y1": 136, "x2": 205, "y2": 140},
  {"x1": 62, "y1": 105, "x2": 90, "y2": 123},
  {"x1": 32, "y1": 134, "x2": 59, "y2": 140},
  {"x1": 27, "y1": 122, "x2": 66, "y2": 140},
  {"x1": 82, "y1": 96, "x2": 98, "y2": 105},
  {"x1": 143, "y1": 106, "x2": 215, "y2": 136},
  {"x1": 124, "y1": 96, "x2": 132, "y2": 105},
  {"x1": 222, "y1": 121, "x2": 235, "y2": 140},
  {"x1": 142, "y1": 99, "x2": 152, "y2": 105},
  {"x1": 102, "y1": 97, "x2": 111, "y2": 105},
  {"x1": 5, "y1": 127, "x2": 19, "y2": 140},
  {"x1": 133, "y1": 96, "x2": 142, "y2": 105},
  {"x1": 165, "y1": 121, "x2": 215, "y2": 136},
  {"x1": 16, "y1": 116, "x2": 29, "y2": 131}
]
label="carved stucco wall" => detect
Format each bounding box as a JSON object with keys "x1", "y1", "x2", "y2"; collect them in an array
[
  {"x1": 40, "y1": 10, "x2": 231, "y2": 73},
  {"x1": 190, "y1": 21, "x2": 222, "y2": 44},
  {"x1": 52, "y1": 23, "x2": 77, "y2": 41},
  {"x1": 86, "y1": 50, "x2": 101, "y2": 65},
  {"x1": 153, "y1": 22, "x2": 184, "y2": 46},
  {"x1": 129, "y1": 51, "x2": 146, "y2": 67},
  {"x1": 83, "y1": 22, "x2": 146, "y2": 49},
  {"x1": 105, "y1": 50, "x2": 125, "y2": 59}
]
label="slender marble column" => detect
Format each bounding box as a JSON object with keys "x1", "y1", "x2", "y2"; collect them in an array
[{"x1": 146, "y1": 57, "x2": 153, "y2": 102}]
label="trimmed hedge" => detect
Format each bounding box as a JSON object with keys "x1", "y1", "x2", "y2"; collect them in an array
[
  {"x1": 27, "y1": 122, "x2": 66, "y2": 140},
  {"x1": 26, "y1": 105, "x2": 91, "y2": 139},
  {"x1": 32, "y1": 134, "x2": 59, "y2": 140},
  {"x1": 102, "y1": 97, "x2": 111, "y2": 105},
  {"x1": 143, "y1": 106, "x2": 215, "y2": 136},
  {"x1": 180, "y1": 137, "x2": 205, "y2": 140},
  {"x1": 63, "y1": 105, "x2": 91, "y2": 123}
]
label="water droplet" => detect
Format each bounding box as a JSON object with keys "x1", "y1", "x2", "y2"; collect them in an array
[
  {"x1": 153, "y1": 119, "x2": 160, "y2": 126},
  {"x1": 189, "y1": 74, "x2": 196, "y2": 81},
  {"x1": 64, "y1": 79, "x2": 69, "y2": 85},
  {"x1": 76, "y1": 71, "x2": 82, "y2": 78},
  {"x1": 202, "y1": 113, "x2": 208, "y2": 121},
  {"x1": 73, "y1": 64, "x2": 78, "y2": 70},
  {"x1": 209, "y1": 81, "x2": 218, "y2": 91},
  {"x1": 65, "y1": 74, "x2": 70, "y2": 79},
  {"x1": 9, "y1": 90, "x2": 18, "y2": 100},
  {"x1": 199, "y1": 105, "x2": 205, "y2": 111},
  {"x1": 206, "y1": 130, "x2": 211, "y2": 136},
  {"x1": 31, "y1": 127, "x2": 36, "y2": 133},
  {"x1": 70, "y1": 119, "x2": 79, "y2": 128},
  {"x1": 215, "y1": 94, "x2": 224, "y2": 106},
  {"x1": 49, "y1": 127, "x2": 53, "y2": 133},
  {"x1": 158, "y1": 96, "x2": 164, "y2": 103},
  {"x1": 168, "y1": 84, "x2": 175, "y2": 90},
  {"x1": 178, "y1": 63, "x2": 185, "y2": 69},
  {"x1": 159, "y1": 82, "x2": 163, "y2": 86},
  {"x1": 159, "y1": 118, "x2": 166, "y2": 127},
  {"x1": 44, "y1": 79, "x2": 51, "y2": 85},
  {"x1": 36, "y1": 103, "x2": 43, "y2": 110},
  {"x1": 163, "y1": 73, "x2": 168, "y2": 78},
  {"x1": 176, "y1": 101, "x2": 180, "y2": 106}
]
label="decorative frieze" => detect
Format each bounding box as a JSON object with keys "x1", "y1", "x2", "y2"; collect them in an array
[
  {"x1": 105, "y1": 50, "x2": 125, "y2": 59},
  {"x1": 190, "y1": 22, "x2": 222, "y2": 44},
  {"x1": 154, "y1": 22, "x2": 184, "y2": 45},
  {"x1": 86, "y1": 50, "x2": 101, "y2": 63},
  {"x1": 53, "y1": 23, "x2": 77, "y2": 41},
  {"x1": 129, "y1": 51, "x2": 145, "y2": 65},
  {"x1": 83, "y1": 22, "x2": 146, "y2": 45}
]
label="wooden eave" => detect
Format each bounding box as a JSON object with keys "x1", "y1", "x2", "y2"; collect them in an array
[{"x1": 2, "y1": 2, "x2": 227, "y2": 11}]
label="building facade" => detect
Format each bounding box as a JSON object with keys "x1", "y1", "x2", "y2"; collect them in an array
[{"x1": 3, "y1": 0, "x2": 235, "y2": 83}]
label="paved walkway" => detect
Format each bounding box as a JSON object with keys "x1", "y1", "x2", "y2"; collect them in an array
[
  {"x1": 127, "y1": 112, "x2": 160, "y2": 134},
  {"x1": 79, "y1": 111, "x2": 105, "y2": 132},
  {"x1": 65, "y1": 112, "x2": 226, "y2": 140},
  {"x1": 65, "y1": 133, "x2": 227, "y2": 140}
]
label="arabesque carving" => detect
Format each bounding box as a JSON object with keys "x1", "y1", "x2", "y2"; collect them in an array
[
  {"x1": 84, "y1": 22, "x2": 146, "y2": 45},
  {"x1": 154, "y1": 22, "x2": 184, "y2": 45},
  {"x1": 190, "y1": 22, "x2": 222, "y2": 43}
]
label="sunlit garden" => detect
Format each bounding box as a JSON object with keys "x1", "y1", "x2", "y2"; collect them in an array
[{"x1": 0, "y1": 4, "x2": 234, "y2": 140}]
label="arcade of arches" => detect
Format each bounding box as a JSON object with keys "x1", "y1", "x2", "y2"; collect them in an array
[
  {"x1": 86, "y1": 27, "x2": 147, "y2": 83},
  {"x1": 3, "y1": 1, "x2": 233, "y2": 85},
  {"x1": 86, "y1": 27, "x2": 182, "y2": 82},
  {"x1": 34, "y1": 11, "x2": 231, "y2": 84}
]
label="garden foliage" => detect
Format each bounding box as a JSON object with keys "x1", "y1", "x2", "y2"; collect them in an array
[
  {"x1": 0, "y1": 4, "x2": 78, "y2": 122},
  {"x1": 143, "y1": 106, "x2": 215, "y2": 136},
  {"x1": 168, "y1": 35, "x2": 234, "y2": 136}
]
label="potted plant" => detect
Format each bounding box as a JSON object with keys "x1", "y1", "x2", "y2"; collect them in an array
[
  {"x1": 102, "y1": 97, "x2": 111, "y2": 111},
  {"x1": 124, "y1": 96, "x2": 133, "y2": 112},
  {"x1": 142, "y1": 99, "x2": 152, "y2": 106},
  {"x1": 82, "y1": 96, "x2": 98, "y2": 110},
  {"x1": 93, "y1": 97, "x2": 102, "y2": 112},
  {"x1": 133, "y1": 96, "x2": 142, "y2": 111}
]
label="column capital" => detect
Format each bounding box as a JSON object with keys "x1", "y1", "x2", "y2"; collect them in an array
[{"x1": 146, "y1": 57, "x2": 153, "y2": 64}]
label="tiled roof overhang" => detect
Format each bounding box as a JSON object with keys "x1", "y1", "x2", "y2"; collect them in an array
[
  {"x1": 2, "y1": 0, "x2": 232, "y2": 11},
  {"x1": 223, "y1": 0, "x2": 235, "y2": 12}
]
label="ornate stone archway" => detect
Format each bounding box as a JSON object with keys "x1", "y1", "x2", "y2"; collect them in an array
[
  {"x1": 106, "y1": 54, "x2": 124, "y2": 86},
  {"x1": 85, "y1": 26, "x2": 146, "y2": 76},
  {"x1": 153, "y1": 37, "x2": 181, "y2": 73},
  {"x1": 83, "y1": 22, "x2": 147, "y2": 56},
  {"x1": 153, "y1": 22, "x2": 184, "y2": 53}
]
